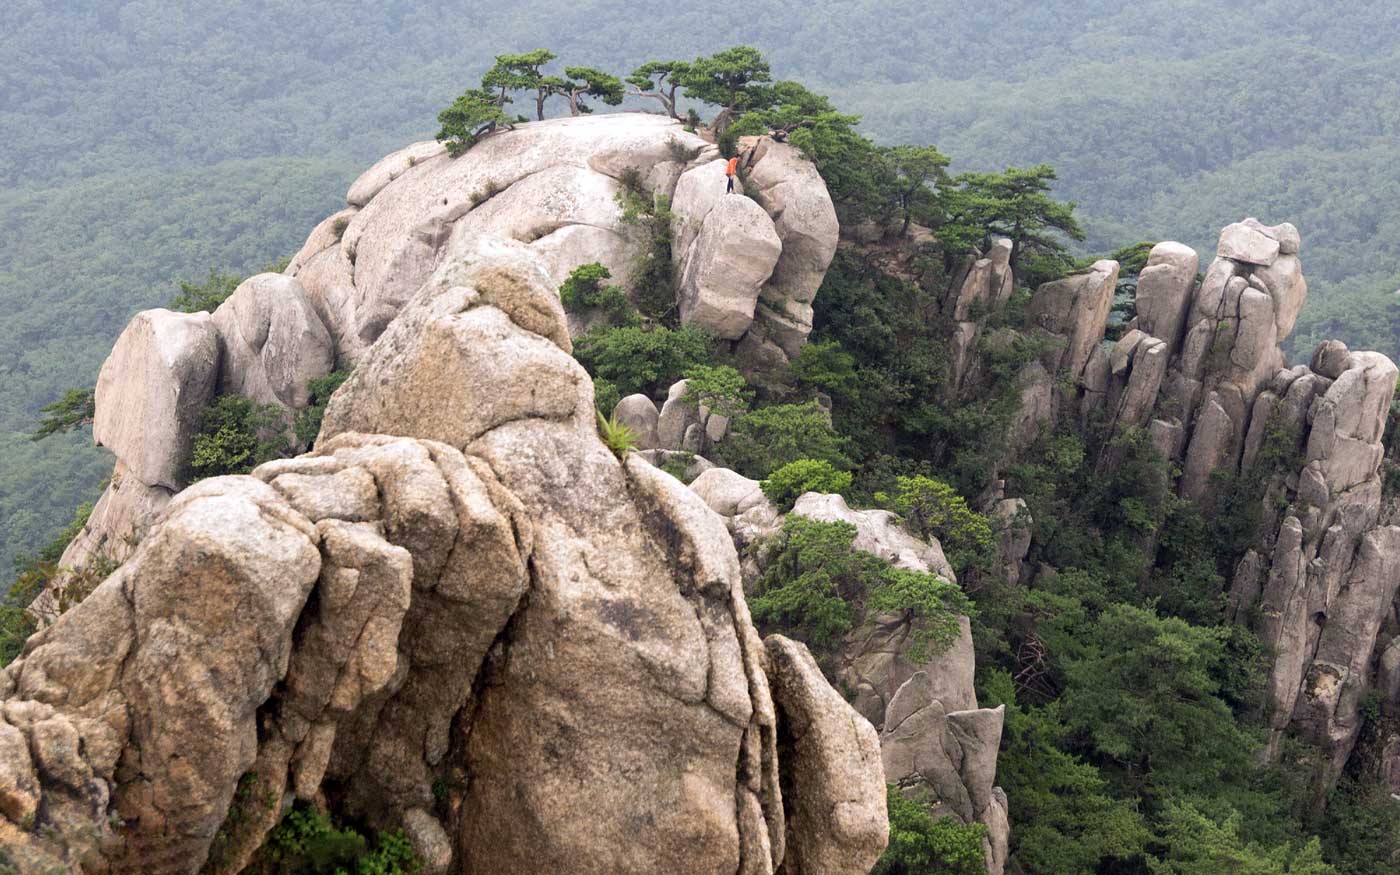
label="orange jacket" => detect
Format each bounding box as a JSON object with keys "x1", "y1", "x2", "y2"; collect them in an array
[{"x1": 726, "y1": 157, "x2": 739, "y2": 176}]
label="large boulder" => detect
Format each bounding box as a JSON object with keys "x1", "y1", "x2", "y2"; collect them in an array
[
  {"x1": 311, "y1": 115, "x2": 714, "y2": 363},
  {"x1": 1133, "y1": 241, "x2": 1198, "y2": 355},
  {"x1": 742, "y1": 138, "x2": 839, "y2": 310},
  {"x1": 286, "y1": 116, "x2": 834, "y2": 375},
  {"x1": 766, "y1": 636, "x2": 888, "y2": 875},
  {"x1": 92, "y1": 309, "x2": 221, "y2": 490},
  {"x1": 613, "y1": 393, "x2": 661, "y2": 450},
  {"x1": 211, "y1": 273, "x2": 336, "y2": 411},
  {"x1": 1217, "y1": 220, "x2": 1280, "y2": 266},
  {"x1": 676, "y1": 194, "x2": 783, "y2": 339},
  {"x1": 2, "y1": 229, "x2": 886, "y2": 874},
  {"x1": 1027, "y1": 260, "x2": 1120, "y2": 379}
]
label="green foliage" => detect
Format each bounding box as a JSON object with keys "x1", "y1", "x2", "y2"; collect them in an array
[
  {"x1": 1110, "y1": 240, "x2": 1158, "y2": 276},
  {"x1": 293, "y1": 370, "x2": 353, "y2": 447},
  {"x1": 614, "y1": 188, "x2": 678, "y2": 322},
  {"x1": 436, "y1": 88, "x2": 511, "y2": 156},
  {"x1": 170, "y1": 268, "x2": 242, "y2": 313},
  {"x1": 884, "y1": 144, "x2": 952, "y2": 234},
  {"x1": 187, "y1": 395, "x2": 290, "y2": 481},
  {"x1": 1319, "y1": 775, "x2": 1400, "y2": 875},
  {"x1": 978, "y1": 670, "x2": 1150, "y2": 874},
  {"x1": 876, "y1": 785, "x2": 988, "y2": 875},
  {"x1": 788, "y1": 340, "x2": 859, "y2": 398},
  {"x1": 596, "y1": 410, "x2": 639, "y2": 459},
  {"x1": 752, "y1": 516, "x2": 969, "y2": 661},
  {"x1": 1057, "y1": 603, "x2": 1257, "y2": 794},
  {"x1": 558, "y1": 66, "x2": 625, "y2": 115},
  {"x1": 877, "y1": 475, "x2": 994, "y2": 580},
  {"x1": 681, "y1": 46, "x2": 773, "y2": 125},
  {"x1": 723, "y1": 401, "x2": 850, "y2": 479},
  {"x1": 1148, "y1": 801, "x2": 1335, "y2": 875},
  {"x1": 626, "y1": 60, "x2": 692, "y2": 118},
  {"x1": 939, "y1": 164, "x2": 1085, "y2": 285},
  {"x1": 559, "y1": 262, "x2": 635, "y2": 323},
  {"x1": 260, "y1": 804, "x2": 420, "y2": 875},
  {"x1": 761, "y1": 458, "x2": 852, "y2": 511},
  {"x1": 750, "y1": 517, "x2": 869, "y2": 651},
  {"x1": 572, "y1": 325, "x2": 712, "y2": 400},
  {"x1": 681, "y1": 364, "x2": 749, "y2": 419},
  {"x1": 0, "y1": 500, "x2": 98, "y2": 667},
  {"x1": 867, "y1": 567, "x2": 972, "y2": 661},
  {"x1": 30, "y1": 387, "x2": 95, "y2": 441}
]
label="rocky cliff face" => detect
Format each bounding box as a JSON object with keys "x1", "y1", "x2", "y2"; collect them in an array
[
  {"x1": 684, "y1": 460, "x2": 1012, "y2": 875},
  {"x1": 1003, "y1": 220, "x2": 1400, "y2": 803},
  {"x1": 0, "y1": 212, "x2": 884, "y2": 872},
  {"x1": 46, "y1": 114, "x2": 838, "y2": 621}
]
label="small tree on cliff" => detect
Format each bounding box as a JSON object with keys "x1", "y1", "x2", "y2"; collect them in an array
[
  {"x1": 558, "y1": 66, "x2": 625, "y2": 116},
  {"x1": 436, "y1": 88, "x2": 512, "y2": 156},
  {"x1": 681, "y1": 46, "x2": 773, "y2": 133},
  {"x1": 626, "y1": 60, "x2": 692, "y2": 119},
  {"x1": 883, "y1": 145, "x2": 952, "y2": 235},
  {"x1": 938, "y1": 164, "x2": 1084, "y2": 282},
  {"x1": 482, "y1": 49, "x2": 557, "y2": 120},
  {"x1": 30, "y1": 387, "x2": 95, "y2": 440}
]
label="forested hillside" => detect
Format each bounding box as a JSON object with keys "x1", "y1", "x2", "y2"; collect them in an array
[{"x1": 4, "y1": 0, "x2": 1399, "y2": 580}]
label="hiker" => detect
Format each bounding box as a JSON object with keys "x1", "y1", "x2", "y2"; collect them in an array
[{"x1": 725, "y1": 155, "x2": 739, "y2": 193}]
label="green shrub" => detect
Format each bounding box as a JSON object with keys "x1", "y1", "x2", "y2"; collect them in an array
[
  {"x1": 723, "y1": 402, "x2": 850, "y2": 479},
  {"x1": 750, "y1": 517, "x2": 869, "y2": 651},
  {"x1": 187, "y1": 395, "x2": 290, "y2": 481},
  {"x1": 572, "y1": 324, "x2": 712, "y2": 400},
  {"x1": 30, "y1": 386, "x2": 95, "y2": 441},
  {"x1": 682, "y1": 364, "x2": 749, "y2": 419},
  {"x1": 597, "y1": 410, "x2": 638, "y2": 459},
  {"x1": 751, "y1": 516, "x2": 969, "y2": 661},
  {"x1": 761, "y1": 459, "x2": 852, "y2": 510},
  {"x1": 876, "y1": 475, "x2": 995, "y2": 580},
  {"x1": 868, "y1": 567, "x2": 972, "y2": 661},
  {"x1": 169, "y1": 268, "x2": 241, "y2": 313},
  {"x1": 258, "y1": 804, "x2": 420, "y2": 875},
  {"x1": 876, "y1": 785, "x2": 988, "y2": 875},
  {"x1": 617, "y1": 192, "x2": 676, "y2": 321},
  {"x1": 293, "y1": 369, "x2": 352, "y2": 447},
  {"x1": 558, "y1": 262, "x2": 635, "y2": 323}
]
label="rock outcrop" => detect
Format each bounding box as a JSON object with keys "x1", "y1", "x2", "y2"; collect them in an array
[
  {"x1": 1010, "y1": 218, "x2": 1400, "y2": 803},
  {"x1": 56, "y1": 113, "x2": 839, "y2": 637},
  {"x1": 1, "y1": 222, "x2": 886, "y2": 874},
  {"x1": 686, "y1": 474, "x2": 1009, "y2": 874},
  {"x1": 290, "y1": 115, "x2": 835, "y2": 368}
]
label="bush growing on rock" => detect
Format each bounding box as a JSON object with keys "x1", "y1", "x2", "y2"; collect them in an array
[
  {"x1": 596, "y1": 410, "x2": 639, "y2": 459},
  {"x1": 681, "y1": 364, "x2": 749, "y2": 419},
  {"x1": 187, "y1": 394, "x2": 290, "y2": 480},
  {"x1": 572, "y1": 324, "x2": 712, "y2": 400},
  {"x1": 878, "y1": 475, "x2": 995, "y2": 580},
  {"x1": 435, "y1": 88, "x2": 512, "y2": 156},
  {"x1": 723, "y1": 401, "x2": 850, "y2": 478},
  {"x1": 169, "y1": 268, "x2": 242, "y2": 313},
  {"x1": 558, "y1": 262, "x2": 635, "y2": 323},
  {"x1": 761, "y1": 458, "x2": 852, "y2": 510},
  {"x1": 752, "y1": 516, "x2": 969, "y2": 661},
  {"x1": 293, "y1": 369, "x2": 352, "y2": 447},
  {"x1": 876, "y1": 785, "x2": 989, "y2": 875},
  {"x1": 750, "y1": 517, "x2": 869, "y2": 651},
  {"x1": 254, "y1": 803, "x2": 420, "y2": 875}
]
